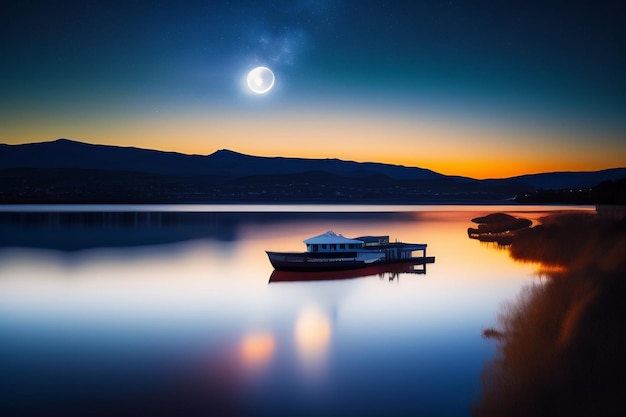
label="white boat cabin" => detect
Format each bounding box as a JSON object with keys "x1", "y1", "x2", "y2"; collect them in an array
[{"x1": 304, "y1": 231, "x2": 364, "y2": 253}]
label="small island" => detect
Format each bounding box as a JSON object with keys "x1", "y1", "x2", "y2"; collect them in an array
[{"x1": 467, "y1": 212, "x2": 533, "y2": 245}]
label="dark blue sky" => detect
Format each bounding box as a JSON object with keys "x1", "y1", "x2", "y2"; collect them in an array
[{"x1": 1, "y1": 0, "x2": 625, "y2": 177}]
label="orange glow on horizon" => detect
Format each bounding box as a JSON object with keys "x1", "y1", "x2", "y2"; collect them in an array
[{"x1": 2, "y1": 107, "x2": 623, "y2": 179}]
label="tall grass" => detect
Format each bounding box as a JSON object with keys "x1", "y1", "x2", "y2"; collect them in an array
[{"x1": 474, "y1": 213, "x2": 626, "y2": 417}]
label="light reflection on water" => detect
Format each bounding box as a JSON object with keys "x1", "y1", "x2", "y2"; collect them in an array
[{"x1": 0, "y1": 205, "x2": 593, "y2": 416}]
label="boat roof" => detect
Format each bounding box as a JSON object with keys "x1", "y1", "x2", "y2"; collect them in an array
[
  {"x1": 304, "y1": 231, "x2": 364, "y2": 245},
  {"x1": 356, "y1": 235, "x2": 389, "y2": 244}
]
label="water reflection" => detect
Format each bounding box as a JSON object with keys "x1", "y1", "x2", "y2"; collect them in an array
[
  {"x1": 294, "y1": 306, "x2": 332, "y2": 372},
  {"x1": 0, "y1": 210, "x2": 418, "y2": 250},
  {"x1": 474, "y1": 212, "x2": 626, "y2": 416},
  {"x1": 239, "y1": 332, "x2": 276, "y2": 371},
  {"x1": 268, "y1": 261, "x2": 428, "y2": 283},
  {"x1": 0, "y1": 206, "x2": 593, "y2": 416}
]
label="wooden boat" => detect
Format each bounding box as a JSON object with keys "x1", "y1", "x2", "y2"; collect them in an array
[{"x1": 266, "y1": 231, "x2": 434, "y2": 272}]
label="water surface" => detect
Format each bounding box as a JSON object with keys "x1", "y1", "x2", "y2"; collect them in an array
[{"x1": 0, "y1": 205, "x2": 592, "y2": 416}]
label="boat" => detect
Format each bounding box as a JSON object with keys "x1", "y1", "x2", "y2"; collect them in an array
[
  {"x1": 266, "y1": 230, "x2": 434, "y2": 272},
  {"x1": 269, "y1": 261, "x2": 428, "y2": 283}
]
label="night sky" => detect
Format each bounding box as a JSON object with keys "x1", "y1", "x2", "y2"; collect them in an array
[{"x1": 1, "y1": 0, "x2": 625, "y2": 178}]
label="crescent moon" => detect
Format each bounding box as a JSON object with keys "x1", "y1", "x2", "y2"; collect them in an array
[{"x1": 247, "y1": 66, "x2": 275, "y2": 94}]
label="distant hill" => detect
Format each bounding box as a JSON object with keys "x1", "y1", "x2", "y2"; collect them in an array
[
  {"x1": 0, "y1": 139, "x2": 624, "y2": 203},
  {"x1": 0, "y1": 138, "x2": 445, "y2": 180},
  {"x1": 508, "y1": 170, "x2": 626, "y2": 190}
]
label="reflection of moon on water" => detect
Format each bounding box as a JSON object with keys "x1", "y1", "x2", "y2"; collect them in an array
[
  {"x1": 294, "y1": 307, "x2": 331, "y2": 364},
  {"x1": 247, "y1": 66, "x2": 275, "y2": 94}
]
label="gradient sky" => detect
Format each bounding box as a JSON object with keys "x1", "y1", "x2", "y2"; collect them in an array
[{"x1": 1, "y1": 0, "x2": 625, "y2": 178}]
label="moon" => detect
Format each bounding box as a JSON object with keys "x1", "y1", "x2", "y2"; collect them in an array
[{"x1": 247, "y1": 66, "x2": 275, "y2": 94}]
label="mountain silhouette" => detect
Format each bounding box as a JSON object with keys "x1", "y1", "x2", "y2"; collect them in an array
[
  {"x1": 0, "y1": 138, "x2": 445, "y2": 180},
  {"x1": 1, "y1": 139, "x2": 625, "y2": 203}
]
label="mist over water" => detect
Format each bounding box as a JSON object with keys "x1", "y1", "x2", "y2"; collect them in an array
[{"x1": 0, "y1": 205, "x2": 594, "y2": 416}]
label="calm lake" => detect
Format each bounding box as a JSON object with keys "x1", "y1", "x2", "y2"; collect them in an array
[{"x1": 0, "y1": 205, "x2": 593, "y2": 416}]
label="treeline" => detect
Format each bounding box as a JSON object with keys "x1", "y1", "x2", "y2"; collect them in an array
[
  {"x1": 515, "y1": 178, "x2": 626, "y2": 204},
  {"x1": 0, "y1": 167, "x2": 520, "y2": 204}
]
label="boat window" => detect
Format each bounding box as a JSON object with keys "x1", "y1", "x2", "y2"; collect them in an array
[
  {"x1": 312, "y1": 244, "x2": 319, "y2": 252},
  {"x1": 339, "y1": 244, "x2": 345, "y2": 250},
  {"x1": 330, "y1": 244, "x2": 337, "y2": 250},
  {"x1": 321, "y1": 244, "x2": 327, "y2": 250}
]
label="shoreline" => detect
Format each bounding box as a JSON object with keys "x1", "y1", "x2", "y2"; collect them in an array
[
  {"x1": 475, "y1": 210, "x2": 626, "y2": 416},
  {"x1": 0, "y1": 202, "x2": 598, "y2": 213}
]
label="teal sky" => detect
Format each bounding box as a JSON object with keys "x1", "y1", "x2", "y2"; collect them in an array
[{"x1": 1, "y1": 1, "x2": 625, "y2": 177}]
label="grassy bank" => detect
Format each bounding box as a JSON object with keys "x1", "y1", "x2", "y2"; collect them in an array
[{"x1": 475, "y1": 212, "x2": 626, "y2": 416}]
